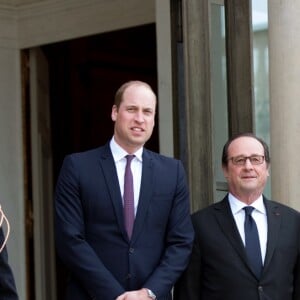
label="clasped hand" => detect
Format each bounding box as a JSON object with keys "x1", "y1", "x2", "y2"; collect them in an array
[{"x1": 116, "y1": 288, "x2": 149, "y2": 300}]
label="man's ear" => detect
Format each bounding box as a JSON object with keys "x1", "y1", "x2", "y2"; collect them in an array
[
  {"x1": 111, "y1": 105, "x2": 117, "y2": 121},
  {"x1": 222, "y1": 165, "x2": 228, "y2": 179}
]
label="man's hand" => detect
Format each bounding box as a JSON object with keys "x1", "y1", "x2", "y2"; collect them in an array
[{"x1": 116, "y1": 288, "x2": 149, "y2": 300}]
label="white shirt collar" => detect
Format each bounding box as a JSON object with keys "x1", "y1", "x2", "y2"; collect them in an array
[
  {"x1": 110, "y1": 137, "x2": 143, "y2": 162},
  {"x1": 228, "y1": 193, "x2": 266, "y2": 215}
]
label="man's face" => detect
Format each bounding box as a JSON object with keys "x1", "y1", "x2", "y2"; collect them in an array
[
  {"x1": 111, "y1": 84, "x2": 156, "y2": 153},
  {"x1": 222, "y1": 136, "x2": 269, "y2": 201}
]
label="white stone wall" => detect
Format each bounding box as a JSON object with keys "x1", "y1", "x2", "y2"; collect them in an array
[{"x1": 0, "y1": 7, "x2": 26, "y2": 298}]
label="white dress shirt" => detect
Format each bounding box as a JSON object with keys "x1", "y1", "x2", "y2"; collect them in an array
[
  {"x1": 110, "y1": 137, "x2": 142, "y2": 216},
  {"x1": 228, "y1": 193, "x2": 268, "y2": 263}
]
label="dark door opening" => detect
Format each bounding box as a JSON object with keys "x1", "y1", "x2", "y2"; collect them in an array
[{"x1": 42, "y1": 23, "x2": 158, "y2": 299}]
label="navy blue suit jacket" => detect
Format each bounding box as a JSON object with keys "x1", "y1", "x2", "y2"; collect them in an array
[
  {"x1": 0, "y1": 229, "x2": 18, "y2": 299},
  {"x1": 174, "y1": 196, "x2": 300, "y2": 300},
  {"x1": 55, "y1": 143, "x2": 194, "y2": 300}
]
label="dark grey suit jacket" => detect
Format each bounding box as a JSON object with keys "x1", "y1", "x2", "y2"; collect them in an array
[{"x1": 174, "y1": 195, "x2": 300, "y2": 300}]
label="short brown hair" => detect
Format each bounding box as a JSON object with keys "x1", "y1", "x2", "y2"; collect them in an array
[{"x1": 114, "y1": 80, "x2": 156, "y2": 109}]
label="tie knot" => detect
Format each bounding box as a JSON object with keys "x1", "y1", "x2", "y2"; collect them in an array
[
  {"x1": 244, "y1": 206, "x2": 255, "y2": 216},
  {"x1": 126, "y1": 155, "x2": 135, "y2": 164}
]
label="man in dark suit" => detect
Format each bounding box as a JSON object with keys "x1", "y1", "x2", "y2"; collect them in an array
[
  {"x1": 174, "y1": 132, "x2": 300, "y2": 300},
  {"x1": 55, "y1": 80, "x2": 194, "y2": 300},
  {"x1": 0, "y1": 210, "x2": 18, "y2": 299}
]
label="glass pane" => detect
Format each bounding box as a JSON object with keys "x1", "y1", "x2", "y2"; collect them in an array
[
  {"x1": 252, "y1": 0, "x2": 271, "y2": 197},
  {"x1": 210, "y1": 2, "x2": 228, "y2": 201}
]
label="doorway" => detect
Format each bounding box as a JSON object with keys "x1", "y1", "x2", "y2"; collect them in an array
[{"x1": 25, "y1": 23, "x2": 158, "y2": 299}]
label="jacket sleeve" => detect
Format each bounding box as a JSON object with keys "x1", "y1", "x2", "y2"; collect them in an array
[
  {"x1": 141, "y1": 160, "x2": 194, "y2": 298},
  {"x1": 173, "y1": 231, "x2": 202, "y2": 300},
  {"x1": 293, "y1": 215, "x2": 300, "y2": 300},
  {"x1": 0, "y1": 229, "x2": 18, "y2": 300}
]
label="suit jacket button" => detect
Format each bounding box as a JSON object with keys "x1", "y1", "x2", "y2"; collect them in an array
[
  {"x1": 129, "y1": 248, "x2": 134, "y2": 254},
  {"x1": 258, "y1": 286, "x2": 263, "y2": 292},
  {"x1": 126, "y1": 273, "x2": 132, "y2": 279}
]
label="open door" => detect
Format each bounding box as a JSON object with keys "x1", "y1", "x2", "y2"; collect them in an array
[{"x1": 29, "y1": 47, "x2": 56, "y2": 300}]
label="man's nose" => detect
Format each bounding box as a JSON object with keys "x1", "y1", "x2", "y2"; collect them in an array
[
  {"x1": 134, "y1": 111, "x2": 144, "y2": 122},
  {"x1": 244, "y1": 158, "x2": 254, "y2": 168}
]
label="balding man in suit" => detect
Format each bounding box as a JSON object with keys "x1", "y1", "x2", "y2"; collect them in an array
[
  {"x1": 174, "y1": 133, "x2": 300, "y2": 300},
  {"x1": 55, "y1": 81, "x2": 194, "y2": 300}
]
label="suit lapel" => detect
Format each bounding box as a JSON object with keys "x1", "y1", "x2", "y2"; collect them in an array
[
  {"x1": 98, "y1": 144, "x2": 128, "y2": 240},
  {"x1": 214, "y1": 197, "x2": 248, "y2": 263},
  {"x1": 262, "y1": 198, "x2": 281, "y2": 272},
  {"x1": 131, "y1": 149, "x2": 154, "y2": 243},
  {"x1": 214, "y1": 197, "x2": 263, "y2": 278}
]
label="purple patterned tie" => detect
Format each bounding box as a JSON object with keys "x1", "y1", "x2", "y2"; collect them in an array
[{"x1": 124, "y1": 155, "x2": 135, "y2": 239}]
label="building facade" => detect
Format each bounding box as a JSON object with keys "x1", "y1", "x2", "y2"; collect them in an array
[{"x1": 0, "y1": 0, "x2": 299, "y2": 299}]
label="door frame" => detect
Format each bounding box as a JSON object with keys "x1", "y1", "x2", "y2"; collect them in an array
[
  {"x1": 29, "y1": 47, "x2": 56, "y2": 300},
  {"x1": 20, "y1": 1, "x2": 173, "y2": 298}
]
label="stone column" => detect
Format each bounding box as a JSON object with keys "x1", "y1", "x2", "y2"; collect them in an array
[
  {"x1": 268, "y1": 1, "x2": 300, "y2": 210},
  {"x1": 0, "y1": 20, "x2": 27, "y2": 300}
]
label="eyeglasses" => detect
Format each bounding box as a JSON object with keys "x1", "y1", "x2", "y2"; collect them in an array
[{"x1": 228, "y1": 155, "x2": 265, "y2": 166}]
